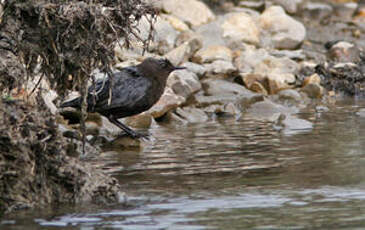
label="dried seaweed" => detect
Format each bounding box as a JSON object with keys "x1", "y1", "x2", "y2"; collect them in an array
[{"x1": 0, "y1": 0, "x2": 156, "y2": 96}]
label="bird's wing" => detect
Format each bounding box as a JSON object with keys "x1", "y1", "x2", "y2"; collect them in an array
[
  {"x1": 87, "y1": 68, "x2": 151, "y2": 111},
  {"x1": 87, "y1": 75, "x2": 112, "y2": 110},
  {"x1": 106, "y1": 70, "x2": 151, "y2": 110}
]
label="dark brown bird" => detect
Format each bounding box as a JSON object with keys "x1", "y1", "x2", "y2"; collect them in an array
[{"x1": 60, "y1": 58, "x2": 185, "y2": 138}]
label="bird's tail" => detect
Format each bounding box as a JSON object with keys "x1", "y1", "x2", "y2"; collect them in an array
[{"x1": 60, "y1": 97, "x2": 82, "y2": 109}]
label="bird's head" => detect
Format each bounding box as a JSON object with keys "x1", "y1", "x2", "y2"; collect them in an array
[{"x1": 139, "y1": 58, "x2": 186, "y2": 80}]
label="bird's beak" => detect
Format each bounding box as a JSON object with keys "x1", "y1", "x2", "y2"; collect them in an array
[{"x1": 174, "y1": 66, "x2": 186, "y2": 70}]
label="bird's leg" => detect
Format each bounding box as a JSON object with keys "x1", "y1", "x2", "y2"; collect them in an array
[{"x1": 107, "y1": 115, "x2": 146, "y2": 139}]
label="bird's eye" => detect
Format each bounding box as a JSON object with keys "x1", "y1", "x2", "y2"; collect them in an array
[{"x1": 159, "y1": 59, "x2": 169, "y2": 68}]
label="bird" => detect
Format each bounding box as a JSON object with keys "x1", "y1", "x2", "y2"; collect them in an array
[{"x1": 60, "y1": 57, "x2": 186, "y2": 138}]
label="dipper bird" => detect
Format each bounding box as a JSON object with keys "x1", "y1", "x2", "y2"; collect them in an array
[{"x1": 60, "y1": 58, "x2": 185, "y2": 138}]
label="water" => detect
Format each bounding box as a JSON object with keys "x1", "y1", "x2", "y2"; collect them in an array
[{"x1": 3, "y1": 98, "x2": 365, "y2": 229}]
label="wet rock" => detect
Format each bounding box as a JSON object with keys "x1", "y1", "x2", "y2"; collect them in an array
[
  {"x1": 281, "y1": 115, "x2": 313, "y2": 136},
  {"x1": 247, "y1": 99, "x2": 297, "y2": 119},
  {"x1": 259, "y1": 6, "x2": 306, "y2": 49},
  {"x1": 167, "y1": 69, "x2": 202, "y2": 99},
  {"x1": 223, "y1": 102, "x2": 241, "y2": 116},
  {"x1": 99, "y1": 116, "x2": 120, "y2": 137},
  {"x1": 161, "y1": 0, "x2": 215, "y2": 27},
  {"x1": 356, "y1": 108, "x2": 365, "y2": 117},
  {"x1": 301, "y1": 83, "x2": 324, "y2": 99},
  {"x1": 221, "y1": 12, "x2": 260, "y2": 46},
  {"x1": 85, "y1": 120, "x2": 100, "y2": 136},
  {"x1": 175, "y1": 107, "x2": 209, "y2": 123},
  {"x1": 315, "y1": 105, "x2": 330, "y2": 113},
  {"x1": 192, "y1": 45, "x2": 233, "y2": 64},
  {"x1": 303, "y1": 73, "x2": 321, "y2": 87},
  {"x1": 278, "y1": 89, "x2": 302, "y2": 103},
  {"x1": 326, "y1": 41, "x2": 361, "y2": 63},
  {"x1": 147, "y1": 87, "x2": 186, "y2": 118},
  {"x1": 123, "y1": 113, "x2": 153, "y2": 129},
  {"x1": 108, "y1": 136, "x2": 142, "y2": 149},
  {"x1": 204, "y1": 60, "x2": 236, "y2": 78},
  {"x1": 268, "y1": 0, "x2": 303, "y2": 14},
  {"x1": 181, "y1": 62, "x2": 207, "y2": 78},
  {"x1": 164, "y1": 37, "x2": 202, "y2": 66},
  {"x1": 59, "y1": 124, "x2": 81, "y2": 140}
]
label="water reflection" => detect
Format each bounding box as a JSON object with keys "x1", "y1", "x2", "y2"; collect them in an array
[{"x1": 3, "y1": 98, "x2": 365, "y2": 229}]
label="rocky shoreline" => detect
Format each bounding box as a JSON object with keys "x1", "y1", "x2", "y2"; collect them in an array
[
  {"x1": 1, "y1": 0, "x2": 365, "y2": 214},
  {"x1": 59, "y1": 0, "x2": 365, "y2": 147}
]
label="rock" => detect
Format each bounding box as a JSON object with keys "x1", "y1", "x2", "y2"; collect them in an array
[
  {"x1": 254, "y1": 55, "x2": 299, "y2": 75},
  {"x1": 109, "y1": 136, "x2": 142, "y2": 149},
  {"x1": 301, "y1": 83, "x2": 324, "y2": 99},
  {"x1": 192, "y1": 45, "x2": 233, "y2": 64},
  {"x1": 175, "y1": 107, "x2": 209, "y2": 123},
  {"x1": 326, "y1": 41, "x2": 361, "y2": 63},
  {"x1": 281, "y1": 115, "x2": 313, "y2": 136},
  {"x1": 224, "y1": 102, "x2": 241, "y2": 116},
  {"x1": 123, "y1": 113, "x2": 153, "y2": 129},
  {"x1": 147, "y1": 87, "x2": 186, "y2": 118},
  {"x1": 204, "y1": 60, "x2": 236, "y2": 78},
  {"x1": 259, "y1": 6, "x2": 306, "y2": 49},
  {"x1": 267, "y1": 73, "x2": 295, "y2": 94},
  {"x1": 269, "y1": 0, "x2": 303, "y2": 14},
  {"x1": 234, "y1": 44, "x2": 270, "y2": 73},
  {"x1": 175, "y1": 30, "x2": 203, "y2": 48},
  {"x1": 356, "y1": 108, "x2": 365, "y2": 117},
  {"x1": 161, "y1": 0, "x2": 215, "y2": 27},
  {"x1": 164, "y1": 37, "x2": 202, "y2": 66},
  {"x1": 278, "y1": 89, "x2": 302, "y2": 103},
  {"x1": 195, "y1": 20, "x2": 226, "y2": 47},
  {"x1": 85, "y1": 120, "x2": 100, "y2": 136},
  {"x1": 303, "y1": 73, "x2": 321, "y2": 87},
  {"x1": 167, "y1": 69, "x2": 202, "y2": 99},
  {"x1": 221, "y1": 12, "x2": 260, "y2": 46},
  {"x1": 270, "y1": 49, "x2": 305, "y2": 60},
  {"x1": 246, "y1": 99, "x2": 297, "y2": 119},
  {"x1": 193, "y1": 94, "x2": 241, "y2": 107},
  {"x1": 240, "y1": 73, "x2": 267, "y2": 89},
  {"x1": 100, "y1": 116, "x2": 120, "y2": 137},
  {"x1": 250, "y1": 81, "x2": 269, "y2": 95},
  {"x1": 162, "y1": 14, "x2": 190, "y2": 32},
  {"x1": 238, "y1": 1, "x2": 265, "y2": 11},
  {"x1": 181, "y1": 62, "x2": 207, "y2": 78},
  {"x1": 202, "y1": 79, "x2": 259, "y2": 102},
  {"x1": 301, "y1": 2, "x2": 333, "y2": 21},
  {"x1": 116, "y1": 15, "x2": 178, "y2": 57}
]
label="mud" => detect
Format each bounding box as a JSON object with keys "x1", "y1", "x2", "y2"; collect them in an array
[{"x1": 0, "y1": 98, "x2": 120, "y2": 215}]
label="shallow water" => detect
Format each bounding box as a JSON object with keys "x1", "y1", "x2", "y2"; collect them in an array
[{"x1": 3, "y1": 98, "x2": 365, "y2": 229}]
